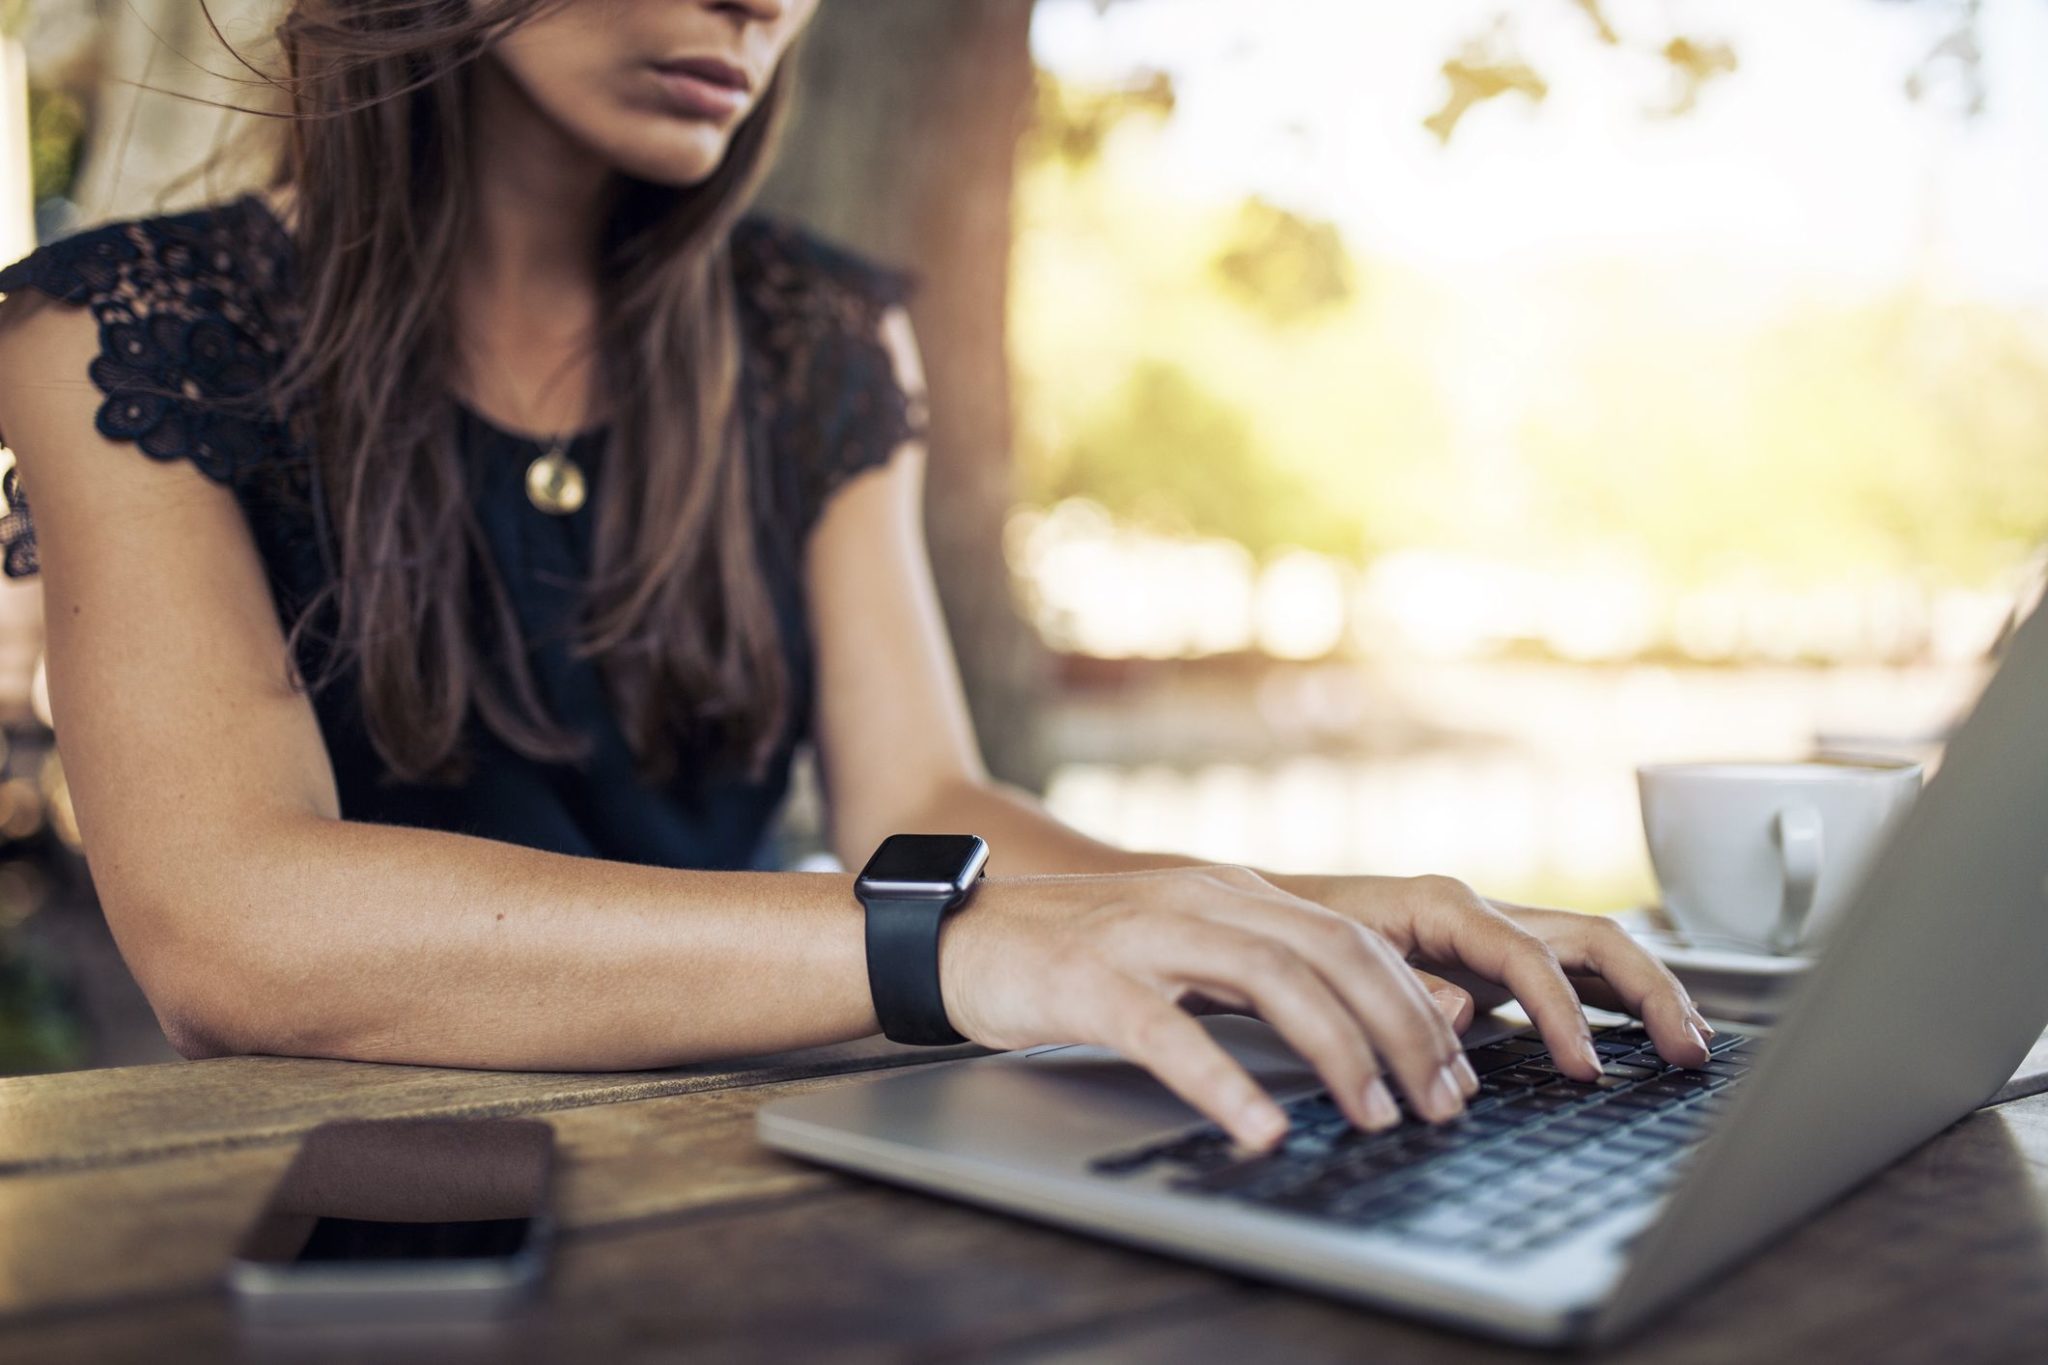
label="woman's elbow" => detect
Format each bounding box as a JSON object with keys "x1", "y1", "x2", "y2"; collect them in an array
[
  {"x1": 153, "y1": 997, "x2": 241, "y2": 1060},
  {"x1": 107, "y1": 888, "x2": 298, "y2": 1060},
  {"x1": 136, "y1": 944, "x2": 276, "y2": 1059}
]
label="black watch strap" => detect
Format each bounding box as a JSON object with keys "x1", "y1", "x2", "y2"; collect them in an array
[{"x1": 864, "y1": 893, "x2": 968, "y2": 1046}]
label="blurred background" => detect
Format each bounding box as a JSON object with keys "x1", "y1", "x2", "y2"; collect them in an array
[{"x1": 0, "y1": 0, "x2": 2042, "y2": 1072}]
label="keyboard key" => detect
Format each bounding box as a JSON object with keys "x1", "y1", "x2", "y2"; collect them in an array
[
  {"x1": 1280, "y1": 1132, "x2": 1336, "y2": 1160},
  {"x1": 1158, "y1": 1136, "x2": 1242, "y2": 1172},
  {"x1": 1402, "y1": 1205, "x2": 1496, "y2": 1244},
  {"x1": 1499, "y1": 1088, "x2": 1572, "y2": 1121},
  {"x1": 1605, "y1": 1089, "x2": 1674, "y2": 1112},
  {"x1": 1608, "y1": 1128, "x2": 1675, "y2": 1153},
  {"x1": 1463, "y1": 1045, "x2": 1535, "y2": 1075},
  {"x1": 1441, "y1": 1148, "x2": 1520, "y2": 1178},
  {"x1": 1549, "y1": 1111, "x2": 1630, "y2": 1137},
  {"x1": 1494, "y1": 1037, "x2": 1551, "y2": 1056},
  {"x1": 1564, "y1": 1145, "x2": 1636, "y2": 1173},
  {"x1": 1493, "y1": 1065, "x2": 1563, "y2": 1089},
  {"x1": 1644, "y1": 1118, "x2": 1711, "y2": 1144},
  {"x1": 1183, "y1": 1160, "x2": 1302, "y2": 1198},
  {"x1": 1547, "y1": 1080, "x2": 1612, "y2": 1101}
]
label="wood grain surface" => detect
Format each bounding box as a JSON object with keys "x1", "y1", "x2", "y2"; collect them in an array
[
  {"x1": 0, "y1": 1037, "x2": 984, "y2": 1175},
  {"x1": 3, "y1": 1046, "x2": 2046, "y2": 1363}
]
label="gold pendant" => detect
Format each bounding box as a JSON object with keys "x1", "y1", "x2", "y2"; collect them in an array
[{"x1": 524, "y1": 445, "x2": 587, "y2": 516}]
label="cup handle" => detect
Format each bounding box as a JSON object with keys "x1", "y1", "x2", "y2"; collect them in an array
[{"x1": 1772, "y1": 804, "x2": 1824, "y2": 954}]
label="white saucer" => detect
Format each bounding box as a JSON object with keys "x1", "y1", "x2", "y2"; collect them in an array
[
  {"x1": 1616, "y1": 909, "x2": 1813, "y2": 1025},
  {"x1": 1630, "y1": 929, "x2": 1812, "y2": 977}
]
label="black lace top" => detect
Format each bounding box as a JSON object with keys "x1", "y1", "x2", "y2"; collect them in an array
[{"x1": 0, "y1": 195, "x2": 923, "y2": 870}]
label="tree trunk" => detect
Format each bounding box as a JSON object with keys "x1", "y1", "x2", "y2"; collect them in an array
[{"x1": 759, "y1": 0, "x2": 1051, "y2": 790}]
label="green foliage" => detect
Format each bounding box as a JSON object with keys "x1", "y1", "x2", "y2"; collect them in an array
[
  {"x1": 1655, "y1": 36, "x2": 1739, "y2": 118},
  {"x1": 0, "y1": 941, "x2": 86, "y2": 1075},
  {"x1": 1015, "y1": 60, "x2": 2048, "y2": 599},
  {"x1": 1033, "y1": 360, "x2": 1357, "y2": 557},
  {"x1": 1424, "y1": 22, "x2": 1548, "y2": 145},
  {"x1": 1516, "y1": 292, "x2": 2048, "y2": 585},
  {"x1": 1027, "y1": 67, "x2": 1175, "y2": 168},
  {"x1": 1211, "y1": 199, "x2": 1354, "y2": 327},
  {"x1": 28, "y1": 84, "x2": 87, "y2": 203}
]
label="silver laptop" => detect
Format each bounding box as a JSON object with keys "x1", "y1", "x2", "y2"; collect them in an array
[{"x1": 758, "y1": 598, "x2": 2048, "y2": 1346}]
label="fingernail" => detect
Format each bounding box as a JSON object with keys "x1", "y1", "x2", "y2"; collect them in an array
[
  {"x1": 1685, "y1": 1021, "x2": 1710, "y2": 1058},
  {"x1": 1430, "y1": 988, "x2": 1464, "y2": 1020},
  {"x1": 1578, "y1": 1038, "x2": 1603, "y2": 1074},
  {"x1": 1690, "y1": 1009, "x2": 1717, "y2": 1037},
  {"x1": 1241, "y1": 1103, "x2": 1287, "y2": 1149},
  {"x1": 1453, "y1": 1053, "x2": 1479, "y2": 1096},
  {"x1": 1361, "y1": 1078, "x2": 1401, "y2": 1130},
  {"x1": 1428, "y1": 1065, "x2": 1465, "y2": 1121}
]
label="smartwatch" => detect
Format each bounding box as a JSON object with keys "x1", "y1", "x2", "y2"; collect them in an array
[{"x1": 855, "y1": 833, "x2": 990, "y2": 1046}]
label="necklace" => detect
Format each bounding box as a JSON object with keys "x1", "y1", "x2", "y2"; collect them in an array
[
  {"x1": 523, "y1": 436, "x2": 587, "y2": 516},
  {"x1": 464, "y1": 331, "x2": 593, "y2": 516}
]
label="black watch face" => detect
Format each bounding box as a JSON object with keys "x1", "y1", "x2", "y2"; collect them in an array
[{"x1": 859, "y1": 834, "x2": 988, "y2": 897}]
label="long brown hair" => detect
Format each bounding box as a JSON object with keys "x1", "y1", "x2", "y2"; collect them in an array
[{"x1": 267, "y1": 0, "x2": 793, "y2": 786}]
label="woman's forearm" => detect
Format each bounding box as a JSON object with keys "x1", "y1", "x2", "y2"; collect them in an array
[{"x1": 146, "y1": 813, "x2": 879, "y2": 1069}]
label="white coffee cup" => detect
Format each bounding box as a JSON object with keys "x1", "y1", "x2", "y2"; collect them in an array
[{"x1": 1636, "y1": 759, "x2": 1922, "y2": 955}]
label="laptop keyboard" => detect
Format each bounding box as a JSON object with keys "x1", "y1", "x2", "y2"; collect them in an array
[{"x1": 1089, "y1": 1023, "x2": 1752, "y2": 1259}]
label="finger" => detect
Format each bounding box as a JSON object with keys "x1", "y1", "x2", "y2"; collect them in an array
[
  {"x1": 1403, "y1": 878, "x2": 1603, "y2": 1081},
  {"x1": 1196, "y1": 897, "x2": 1466, "y2": 1121},
  {"x1": 1162, "y1": 922, "x2": 1414, "y2": 1133},
  {"x1": 1531, "y1": 913, "x2": 1712, "y2": 1067},
  {"x1": 1334, "y1": 929, "x2": 1472, "y2": 1115},
  {"x1": 1412, "y1": 968, "x2": 1477, "y2": 1035},
  {"x1": 1092, "y1": 975, "x2": 1292, "y2": 1150},
  {"x1": 1566, "y1": 972, "x2": 1711, "y2": 1039},
  {"x1": 1570, "y1": 972, "x2": 1715, "y2": 1040},
  {"x1": 1485, "y1": 898, "x2": 1715, "y2": 1028},
  {"x1": 1413, "y1": 962, "x2": 1515, "y2": 1016}
]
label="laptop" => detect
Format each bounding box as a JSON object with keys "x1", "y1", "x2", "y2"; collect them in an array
[{"x1": 757, "y1": 597, "x2": 2048, "y2": 1345}]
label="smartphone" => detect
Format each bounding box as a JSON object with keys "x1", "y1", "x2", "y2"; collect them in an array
[{"x1": 228, "y1": 1117, "x2": 555, "y2": 1323}]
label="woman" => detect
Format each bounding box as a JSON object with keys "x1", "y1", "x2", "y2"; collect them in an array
[{"x1": 0, "y1": 0, "x2": 1707, "y2": 1151}]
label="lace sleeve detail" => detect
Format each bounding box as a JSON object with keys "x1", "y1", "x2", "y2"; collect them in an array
[
  {"x1": 732, "y1": 217, "x2": 928, "y2": 540},
  {"x1": 0, "y1": 198, "x2": 295, "y2": 579}
]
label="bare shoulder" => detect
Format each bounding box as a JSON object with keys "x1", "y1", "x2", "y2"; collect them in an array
[{"x1": 0, "y1": 289, "x2": 99, "y2": 402}]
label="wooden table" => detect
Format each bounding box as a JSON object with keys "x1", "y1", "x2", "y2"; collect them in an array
[{"x1": 4, "y1": 1039, "x2": 2047, "y2": 1364}]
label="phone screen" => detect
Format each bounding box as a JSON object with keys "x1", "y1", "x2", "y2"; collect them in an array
[
  {"x1": 231, "y1": 1117, "x2": 554, "y2": 1314},
  {"x1": 289, "y1": 1215, "x2": 539, "y2": 1264}
]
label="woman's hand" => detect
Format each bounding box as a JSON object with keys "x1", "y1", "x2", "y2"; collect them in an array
[
  {"x1": 1283, "y1": 873, "x2": 1714, "y2": 1078},
  {"x1": 938, "y1": 866, "x2": 1481, "y2": 1151}
]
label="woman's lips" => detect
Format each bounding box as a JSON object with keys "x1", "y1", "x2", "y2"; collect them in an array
[{"x1": 647, "y1": 57, "x2": 750, "y2": 121}]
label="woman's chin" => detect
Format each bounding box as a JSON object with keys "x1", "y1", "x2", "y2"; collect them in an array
[{"x1": 600, "y1": 123, "x2": 737, "y2": 188}]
